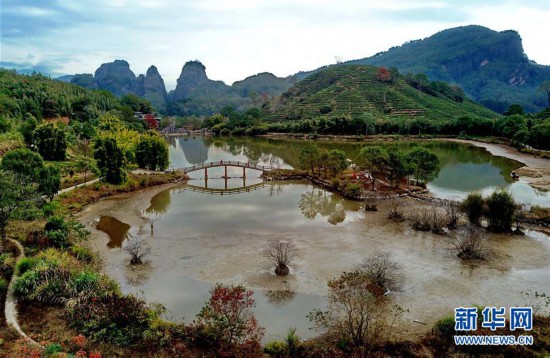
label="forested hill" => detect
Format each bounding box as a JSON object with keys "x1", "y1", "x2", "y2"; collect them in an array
[
  {"x1": 0, "y1": 69, "x2": 152, "y2": 137},
  {"x1": 268, "y1": 65, "x2": 500, "y2": 127},
  {"x1": 343, "y1": 25, "x2": 550, "y2": 113}
]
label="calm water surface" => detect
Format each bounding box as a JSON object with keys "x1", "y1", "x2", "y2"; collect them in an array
[{"x1": 92, "y1": 137, "x2": 550, "y2": 341}]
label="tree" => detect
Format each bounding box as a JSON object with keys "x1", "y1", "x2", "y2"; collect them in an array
[
  {"x1": 405, "y1": 147, "x2": 440, "y2": 185},
  {"x1": 0, "y1": 148, "x2": 44, "y2": 179},
  {"x1": 386, "y1": 147, "x2": 407, "y2": 188},
  {"x1": 135, "y1": 134, "x2": 169, "y2": 171},
  {"x1": 37, "y1": 165, "x2": 61, "y2": 201},
  {"x1": 33, "y1": 122, "x2": 67, "y2": 161},
  {"x1": 452, "y1": 224, "x2": 487, "y2": 260},
  {"x1": 196, "y1": 284, "x2": 264, "y2": 351},
  {"x1": 299, "y1": 143, "x2": 320, "y2": 173},
  {"x1": 495, "y1": 114, "x2": 527, "y2": 139},
  {"x1": 357, "y1": 146, "x2": 388, "y2": 189},
  {"x1": 538, "y1": 80, "x2": 550, "y2": 107},
  {"x1": 94, "y1": 136, "x2": 126, "y2": 184},
  {"x1": 376, "y1": 67, "x2": 391, "y2": 82},
  {"x1": 20, "y1": 113, "x2": 38, "y2": 146},
  {"x1": 0, "y1": 171, "x2": 38, "y2": 244},
  {"x1": 326, "y1": 149, "x2": 348, "y2": 178},
  {"x1": 485, "y1": 189, "x2": 516, "y2": 232},
  {"x1": 123, "y1": 235, "x2": 151, "y2": 264},
  {"x1": 263, "y1": 238, "x2": 297, "y2": 276},
  {"x1": 504, "y1": 104, "x2": 525, "y2": 116},
  {"x1": 357, "y1": 252, "x2": 403, "y2": 294},
  {"x1": 460, "y1": 192, "x2": 484, "y2": 225},
  {"x1": 309, "y1": 270, "x2": 385, "y2": 347}
]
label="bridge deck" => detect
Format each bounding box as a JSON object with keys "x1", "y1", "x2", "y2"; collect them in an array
[
  {"x1": 182, "y1": 160, "x2": 272, "y2": 174},
  {"x1": 185, "y1": 182, "x2": 267, "y2": 195}
]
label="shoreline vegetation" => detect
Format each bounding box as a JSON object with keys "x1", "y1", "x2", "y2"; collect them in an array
[{"x1": 1, "y1": 131, "x2": 549, "y2": 356}]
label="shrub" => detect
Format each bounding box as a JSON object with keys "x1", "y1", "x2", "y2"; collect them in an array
[
  {"x1": 196, "y1": 284, "x2": 264, "y2": 352},
  {"x1": 42, "y1": 201, "x2": 62, "y2": 217},
  {"x1": 357, "y1": 252, "x2": 403, "y2": 294},
  {"x1": 264, "y1": 340, "x2": 287, "y2": 357},
  {"x1": 70, "y1": 246, "x2": 94, "y2": 263},
  {"x1": 16, "y1": 257, "x2": 36, "y2": 275},
  {"x1": 45, "y1": 216, "x2": 70, "y2": 248},
  {"x1": 433, "y1": 315, "x2": 455, "y2": 338},
  {"x1": 45, "y1": 343, "x2": 63, "y2": 356},
  {"x1": 0, "y1": 278, "x2": 8, "y2": 292},
  {"x1": 14, "y1": 249, "x2": 116, "y2": 304},
  {"x1": 67, "y1": 293, "x2": 158, "y2": 346},
  {"x1": 485, "y1": 189, "x2": 516, "y2": 232},
  {"x1": 387, "y1": 199, "x2": 405, "y2": 222},
  {"x1": 452, "y1": 225, "x2": 487, "y2": 260},
  {"x1": 460, "y1": 192, "x2": 484, "y2": 225},
  {"x1": 263, "y1": 238, "x2": 297, "y2": 276}
]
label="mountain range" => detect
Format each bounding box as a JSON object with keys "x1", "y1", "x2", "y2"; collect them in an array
[{"x1": 56, "y1": 25, "x2": 550, "y2": 115}]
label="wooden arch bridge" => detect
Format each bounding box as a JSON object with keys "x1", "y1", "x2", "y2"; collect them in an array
[{"x1": 182, "y1": 160, "x2": 272, "y2": 179}]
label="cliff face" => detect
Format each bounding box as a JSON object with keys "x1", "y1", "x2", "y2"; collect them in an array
[
  {"x1": 94, "y1": 60, "x2": 137, "y2": 97},
  {"x1": 172, "y1": 61, "x2": 227, "y2": 100},
  {"x1": 137, "y1": 65, "x2": 168, "y2": 111}
]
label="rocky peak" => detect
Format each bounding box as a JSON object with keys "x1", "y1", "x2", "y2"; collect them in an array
[
  {"x1": 173, "y1": 61, "x2": 209, "y2": 100},
  {"x1": 94, "y1": 59, "x2": 137, "y2": 96}
]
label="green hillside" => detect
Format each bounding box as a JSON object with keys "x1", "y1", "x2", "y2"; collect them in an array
[{"x1": 269, "y1": 65, "x2": 500, "y2": 125}]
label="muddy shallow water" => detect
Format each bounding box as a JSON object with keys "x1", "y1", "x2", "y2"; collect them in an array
[{"x1": 81, "y1": 180, "x2": 550, "y2": 341}]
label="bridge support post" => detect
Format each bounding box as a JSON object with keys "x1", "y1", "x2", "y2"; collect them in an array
[
  {"x1": 225, "y1": 166, "x2": 228, "y2": 178},
  {"x1": 225, "y1": 177, "x2": 228, "y2": 190},
  {"x1": 243, "y1": 167, "x2": 246, "y2": 178},
  {"x1": 204, "y1": 168, "x2": 208, "y2": 179}
]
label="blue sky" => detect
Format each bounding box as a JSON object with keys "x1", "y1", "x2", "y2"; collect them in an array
[{"x1": 1, "y1": 0, "x2": 550, "y2": 90}]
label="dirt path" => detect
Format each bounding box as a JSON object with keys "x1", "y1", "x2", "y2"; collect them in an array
[
  {"x1": 4, "y1": 239, "x2": 42, "y2": 348},
  {"x1": 446, "y1": 139, "x2": 550, "y2": 192}
]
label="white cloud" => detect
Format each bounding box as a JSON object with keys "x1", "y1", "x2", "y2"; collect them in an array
[{"x1": 1, "y1": 0, "x2": 549, "y2": 89}]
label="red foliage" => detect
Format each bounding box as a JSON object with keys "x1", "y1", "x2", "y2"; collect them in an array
[
  {"x1": 196, "y1": 284, "x2": 264, "y2": 355},
  {"x1": 377, "y1": 67, "x2": 391, "y2": 82},
  {"x1": 144, "y1": 114, "x2": 158, "y2": 130}
]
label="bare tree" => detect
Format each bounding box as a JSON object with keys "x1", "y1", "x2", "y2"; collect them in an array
[
  {"x1": 387, "y1": 199, "x2": 405, "y2": 222},
  {"x1": 364, "y1": 197, "x2": 378, "y2": 212},
  {"x1": 123, "y1": 235, "x2": 151, "y2": 264},
  {"x1": 445, "y1": 204, "x2": 460, "y2": 230},
  {"x1": 409, "y1": 207, "x2": 432, "y2": 231},
  {"x1": 263, "y1": 238, "x2": 297, "y2": 276},
  {"x1": 430, "y1": 204, "x2": 446, "y2": 235},
  {"x1": 357, "y1": 252, "x2": 403, "y2": 294},
  {"x1": 452, "y1": 225, "x2": 487, "y2": 260}
]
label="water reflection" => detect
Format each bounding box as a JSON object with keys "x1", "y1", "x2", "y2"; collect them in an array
[
  {"x1": 264, "y1": 290, "x2": 297, "y2": 307},
  {"x1": 299, "y1": 187, "x2": 351, "y2": 225},
  {"x1": 167, "y1": 137, "x2": 549, "y2": 204},
  {"x1": 95, "y1": 216, "x2": 130, "y2": 248}
]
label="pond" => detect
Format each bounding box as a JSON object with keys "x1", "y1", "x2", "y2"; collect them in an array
[
  {"x1": 84, "y1": 137, "x2": 550, "y2": 342},
  {"x1": 167, "y1": 136, "x2": 550, "y2": 205}
]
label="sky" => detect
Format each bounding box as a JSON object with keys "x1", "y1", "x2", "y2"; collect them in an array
[{"x1": 1, "y1": 0, "x2": 550, "y2": 90}]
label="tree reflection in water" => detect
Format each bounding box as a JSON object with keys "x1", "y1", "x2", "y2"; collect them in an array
[
  {"x1": 264, "y1": 290, "x2": 296, "y2": 307},
  {"x1": 298, "y1": 187, "x2": 347, "y2": 225}
]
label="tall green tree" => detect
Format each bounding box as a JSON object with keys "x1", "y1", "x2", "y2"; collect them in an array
[
  {"x1": 37, "y1": 166, "x2": 61, "y2": 201},
  {"x1": 94, "y1": 136, "x2": 126, "y2": 184},
  {"x1": 299, "y1": 143, "x2": 320, "y2": 173},
  {"x1": 386, "y1": 147, "x2": 407, "y2": 188},
  {"x1": 405, "y1": 147, "x2": 440, "y2": 185},
  {"x1": 0, "y1": 148, "x2": 44, "y2": 179},
  {"x1": 0, "y1": 171, "x2": 38, "y2": 243},
  {"x1": 326, "y1": 150, "x2": 348, "y2": 178},
  {"x1": 33, "y1": 122, "x2": 67, "y2": 161},
  {"x1": 135, "y1": 134, "x2": 169, "y2": 171},
  {"x1": 358, "y1": 146, "x2": 388, "y2": 189}
]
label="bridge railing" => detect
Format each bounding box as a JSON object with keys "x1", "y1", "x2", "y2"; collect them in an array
[{"x1": 183, "y1": 160, "x2": 272, "y2": 173}]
